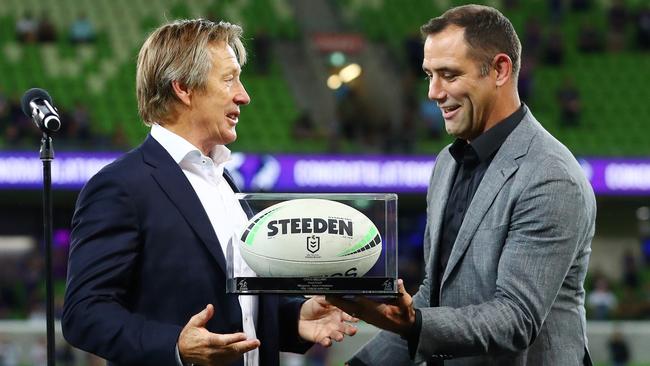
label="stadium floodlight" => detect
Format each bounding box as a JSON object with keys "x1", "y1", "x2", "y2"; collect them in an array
[
  {"x1": 329, "y1": 51, "x2": 346, "y2": 67},
  {"x1": 327, "y1": 74, "x2": 343, "y2": 89},
  {"x1": 339, "y1": 63, "x2": 362, "y2": 83}
]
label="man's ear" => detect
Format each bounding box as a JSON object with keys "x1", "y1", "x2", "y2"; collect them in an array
[
  {"x1": 171, "y1": 80, "x2": 192, "y2": 107},
  {"x1": 493, "y1": 53, "x2": 513, "y2": 87}
]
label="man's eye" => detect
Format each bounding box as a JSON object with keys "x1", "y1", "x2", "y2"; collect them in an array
[
  {"x1": 424, "y1": 74, "x2": 432, "y2": 81},
  {"x1": 442, "y1": 73, "x2": 456, "y2": 80}
]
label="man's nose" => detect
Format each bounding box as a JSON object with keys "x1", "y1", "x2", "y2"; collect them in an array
[
  {"x1": 428, "y1": 77, "x2": 446, "y2": 102},
  {"x1": 235, "y1": 82, "x2": 251, "y2": 105}
]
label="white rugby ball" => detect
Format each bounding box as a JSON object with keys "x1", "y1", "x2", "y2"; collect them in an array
[{"x1": 239, "y1": 199, "x2": 382, "y2": 277}]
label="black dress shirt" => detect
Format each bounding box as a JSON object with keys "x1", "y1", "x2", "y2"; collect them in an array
[{"x1": 432, "y1": 104, "x2": 527, "y2": 305}]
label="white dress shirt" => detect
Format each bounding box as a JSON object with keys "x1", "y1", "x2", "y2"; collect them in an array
[{"x1": 151, "y1": 124, "x2": 259, "y2": 366}]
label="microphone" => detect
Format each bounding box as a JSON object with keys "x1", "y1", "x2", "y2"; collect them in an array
[{"x1": 21, "y1": 88, "x2": 61, "y2": 133}]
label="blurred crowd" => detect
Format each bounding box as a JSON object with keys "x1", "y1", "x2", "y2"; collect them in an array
[
  {"x1": 0, "y1": 233, "x2": 73, "y2": 365},
  {"x1": 2, "y1": 1, "x2": 650, "y2": 153},
  {"x1": 1, "y1": 12, "x2": 132, "y2": 152},
  {"x1": 0, "y1": 86, "x2": 130, "y2": 151},
  {"x1": 16, "y1": 12, "x2": 95, "y2": 45},
  {"x1": 2, "y1": 12, "x2": 274, "y2": 153},
  {"x1": 292, "y1": 0, "x2": 650, "y2": 153},
  {"x1": 588, "y1": 207, "x2": 650, "y2": 322},
  {"x1": 587, "y1": 248, "x2": 650, "y2": 321}
]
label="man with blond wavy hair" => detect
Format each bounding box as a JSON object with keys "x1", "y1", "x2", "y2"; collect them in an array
[{"x1": 62, "y1": 19, "x2": 357, "y2": 366}]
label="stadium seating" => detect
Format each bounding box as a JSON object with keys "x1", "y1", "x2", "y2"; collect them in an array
[
  {"x1": 0, "y1": 0, "x2": 300, "y2": 152},
  {"x1": 337, "y1": 0, "x2": 650, "y2": 156},
  {"x1": 1, "y1": 0, "x2": 649, "y2": 155}
]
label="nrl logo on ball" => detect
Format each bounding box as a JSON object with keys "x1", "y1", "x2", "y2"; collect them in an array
[{"x1": 306, "y1": 235, "x2": 321, "y2": 258}]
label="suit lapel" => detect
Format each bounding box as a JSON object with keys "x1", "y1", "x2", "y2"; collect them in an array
[
  {"x1": 426, "y1": 152, "x2": 457, "y2": 286},
  {"x1": 441, "y1": 157, "x2": 518, "y2": 286},
  {"x1": 141, "y1": 135, "x2": 229, "y2": 276},
  {"x1": 441, "y1": 115, "x2": 537, "y2": 287}
]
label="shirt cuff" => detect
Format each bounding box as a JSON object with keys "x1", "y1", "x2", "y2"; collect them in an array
[
  {"x1": 176, "y1": 343, "x2": 191, "y2": 366},
  {"x1": 347, "y1": 356, "x2": 368, "y2": 366},
  {"x1": 406, "y1": 309, "x2": 422, "y2": 360}
]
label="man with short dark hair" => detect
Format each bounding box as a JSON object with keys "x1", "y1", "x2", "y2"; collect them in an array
[{"x1": 329, "y1": 5, "x2": 596, "y2": 365}]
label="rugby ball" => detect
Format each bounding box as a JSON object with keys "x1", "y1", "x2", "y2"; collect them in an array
[{"x1": 239, "y1": 199, "x2": 382, "y2": 277}]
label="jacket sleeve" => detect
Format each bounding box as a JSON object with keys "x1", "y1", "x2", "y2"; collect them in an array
[
  {"x1": 350, "y1": 211, "x2": 436, "y2": 365},
  {"x1": 351, "y1": 154, "x2": 443, "y2": 366},
  {"x1": 350, "y1": 286, "x2": 430, "y2": 365},
  {"x1": 413, "y1": 157, "x2": 595, "y2": 362},
  {"x1": 278, "y1": 296, "x2": 313, "y2": 354},
  {"x1": 62, "y1": 171, "x2": 182, "y2": 365}
]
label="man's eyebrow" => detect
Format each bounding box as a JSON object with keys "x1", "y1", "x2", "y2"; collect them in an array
[
  {"x1": 220, "y1": 65, "x2": 240, "y2": 75},
  {"x1": 435, "y1": 67, "x2": 460, "y2": 73},
  {"x1": 422, "y1": 66, "x2": 459, "y2": 74}
]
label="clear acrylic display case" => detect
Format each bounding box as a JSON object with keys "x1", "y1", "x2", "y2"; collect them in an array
[{"x1": 226, "y1": 193, "x2": 398, "y2": 296}]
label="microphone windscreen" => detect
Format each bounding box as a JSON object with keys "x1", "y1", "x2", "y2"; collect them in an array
[{"x1": 21, "y1": 88, "x2": 53, "y2": 117}]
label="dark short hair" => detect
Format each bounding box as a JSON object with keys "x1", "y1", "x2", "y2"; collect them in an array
[{"x1": 420, "y1": 4, "x2": 521, "y2": 79}]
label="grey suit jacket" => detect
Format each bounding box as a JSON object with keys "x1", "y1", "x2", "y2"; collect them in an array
[{"x1": 354, "y1": 111, "x2": 596, "y2": 365}]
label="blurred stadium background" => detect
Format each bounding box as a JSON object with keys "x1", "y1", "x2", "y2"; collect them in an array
[{"x1": 0, "y1": 0, "x2": 649, "y2": 365}]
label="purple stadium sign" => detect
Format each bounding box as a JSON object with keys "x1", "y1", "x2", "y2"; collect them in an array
[{"x1": 0, "y1": 152, "x2": 649, "y2": 195}]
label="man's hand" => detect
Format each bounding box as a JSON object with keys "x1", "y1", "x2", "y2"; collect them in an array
[
  {"x1": 298, "y1": 296, "x2": 358, "y2": 347},
  {"x1": 178, "y1": 304, "x2": 260, "y2": 366},
  {"x1": 326, "y1": 279, "x2": 416, "y2": 337}
]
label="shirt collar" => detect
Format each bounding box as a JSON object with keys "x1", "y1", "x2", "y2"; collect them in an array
[
  {"x1": 449, "y1": 104, "x2": 527, "y2": 165},
  {"x1": 150, "y1": 123, "x2": 231, "y2": 165}
]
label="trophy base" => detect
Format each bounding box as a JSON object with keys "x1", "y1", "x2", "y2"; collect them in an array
[{"x1": 230, "y1": 276, "x2": 399, "y2": 296}]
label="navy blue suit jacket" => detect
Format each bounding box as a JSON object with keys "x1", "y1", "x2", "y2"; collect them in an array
[{"x1": 62, "y1": 135, "x2": 309, "y2": 365}]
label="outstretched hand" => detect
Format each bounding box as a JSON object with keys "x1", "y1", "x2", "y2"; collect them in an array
[
  {"x1": 299, "y1": 296, "x2": 358, "y2": 347},
  {"x1": 326, "y1": 279, "x2": 416, "y2": 337},
  {"x1": 178, "y1": 304, "x2": 260, "y2": 366}
]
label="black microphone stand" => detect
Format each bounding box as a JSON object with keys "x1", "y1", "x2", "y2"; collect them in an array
[{"x1": 40, "y1": 131, "x2": 56, "y2": 366}]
